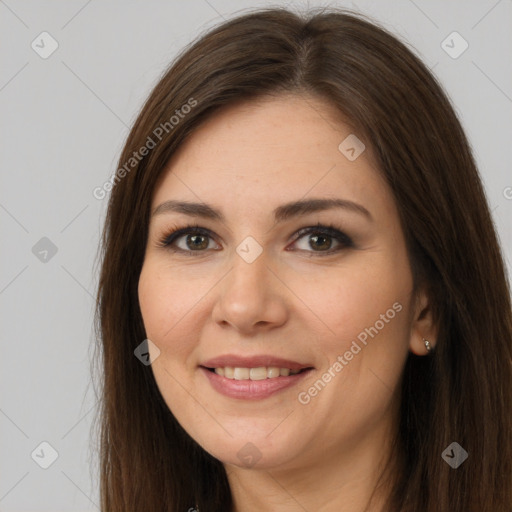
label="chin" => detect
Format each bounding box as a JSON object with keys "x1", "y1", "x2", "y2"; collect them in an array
[{"x1": 195, "y1": 428, "x2": 303, "y2": 470}]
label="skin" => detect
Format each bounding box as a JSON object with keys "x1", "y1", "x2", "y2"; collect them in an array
[{"x1": 138, "y1": 93, "x2": 436, "y2": 512}]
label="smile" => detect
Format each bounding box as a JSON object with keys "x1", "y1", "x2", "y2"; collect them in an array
[
  {"x1": 211, "y1": 366, "x2": 304, "y2": 379},
  {"x1": 200, "y1": 365, "x2": 313, "y2": 400}
]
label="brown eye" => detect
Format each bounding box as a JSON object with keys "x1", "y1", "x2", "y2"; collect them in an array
[
  {"x1": 290, "y1": 224, "x2": 354, "y2": 255},
  {"x1": 184, "y1": 233, "x2": 210, "y2": 251},
  {"x1": 158, "y1": 225, "x2": 220, "y2": 254},
  {"x1": 158, "y1": 223, "x2": 353, "y2": 257}
]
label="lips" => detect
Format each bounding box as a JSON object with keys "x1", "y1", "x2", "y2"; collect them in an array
[{"x1": 199, "y1": 354, "x2": 314, "y2": 400}]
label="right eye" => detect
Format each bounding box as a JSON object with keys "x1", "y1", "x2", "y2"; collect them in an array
[{"x1": 157, "y1": 223, "x2": 221, "y2": 255}]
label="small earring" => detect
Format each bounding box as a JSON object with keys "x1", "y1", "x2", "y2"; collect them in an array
[{"x1": 423, "y1": 338, "x2": 432, "y2": 353}]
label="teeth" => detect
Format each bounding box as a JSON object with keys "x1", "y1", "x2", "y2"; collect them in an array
[
  {"x1": 213, "y1": 366, "x2": 303, "y2": 380},
  {"x1": 249, "y1": 367, "x2": 267, "y2": 380},
  {"x1": 234, "y1": 367, "x2": 249, "y2": 380},
  {"x1": 268, "y1": 367, "x2": 280, "y2": 378}
]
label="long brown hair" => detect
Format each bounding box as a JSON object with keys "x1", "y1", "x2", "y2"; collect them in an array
[{"x1": 92, "y1": 7, "x2": 512, "y2": 511}]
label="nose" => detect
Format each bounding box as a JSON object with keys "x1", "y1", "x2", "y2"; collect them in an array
[{"x1": 211, "y1": 248, "x2": 288, "y2": 335}]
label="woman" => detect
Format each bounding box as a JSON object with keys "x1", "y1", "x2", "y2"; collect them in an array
[{"x1": 93, "y1": 6, "x2": 512, "y2": 511}]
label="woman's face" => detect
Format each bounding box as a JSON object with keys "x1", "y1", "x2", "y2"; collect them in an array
[{"x1": 138, "y1": 94, "x2": 428, "y2": 471}]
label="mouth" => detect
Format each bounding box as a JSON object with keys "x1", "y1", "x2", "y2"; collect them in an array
[
  {"x1": 199, "y1": 355, "x2": 314, "y2": 400},
  {"x1": 201, "y1": 365, "x2": 313, "y2": 380}
]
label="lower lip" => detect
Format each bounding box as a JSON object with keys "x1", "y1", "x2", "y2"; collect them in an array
[{"x1": 200, "y1": 367, "x2": 313, "y2": 400}]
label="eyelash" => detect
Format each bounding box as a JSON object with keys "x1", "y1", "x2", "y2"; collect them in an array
[{"x1": 156, "y1": 222, "x2": 354, "y2": 257}]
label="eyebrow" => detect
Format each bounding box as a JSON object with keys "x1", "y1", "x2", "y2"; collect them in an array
[{"x1": 152, "y1": 198, "x2": 373, "y2": 223}]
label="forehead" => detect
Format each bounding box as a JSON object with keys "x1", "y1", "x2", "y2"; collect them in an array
[
  {"x1": 165, "y1": 93, "x2": 362, "y2": 170},
  {"x1": 151, "y1": 94, "x2": 394, "y2": 222}
]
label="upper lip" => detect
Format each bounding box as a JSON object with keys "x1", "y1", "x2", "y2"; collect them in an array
[{"x1": 201, "y1": 354, "x2": 314, "y2": 371}]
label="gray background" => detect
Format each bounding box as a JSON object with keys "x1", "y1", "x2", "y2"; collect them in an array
[{"x1": 1, "y1": 0, "x2": 511, "y2": 510}]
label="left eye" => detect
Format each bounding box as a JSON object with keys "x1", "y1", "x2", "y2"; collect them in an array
[
  {"x1": 291, "y1": 225, "x2": 353, "y2": 254},
  {"x1": 158, "y1": 223, "x2": 354, "y2": 256}
]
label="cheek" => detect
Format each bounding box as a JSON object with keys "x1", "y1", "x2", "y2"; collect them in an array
[
  {"x1": 138, "y1": 266, "x2": 186, "y2": 376},
  {"x1": 291, "y1": 253, "x2": 413, "y2": 424},
  {"x1": 139, "y1": 262, "x2": 191, "y2": 340},
  {"x1": 138, "y1": 263, "x2": 198, "y2": 410},
  {"x1": 292, "y1": 264, "x2": 411, "y2": 436},
  {"x1": 293, "y1": 258, "x2": 411, "y2": 352},
  {"x1": 138, "y1": 266, "x2": 169, "y2": 340},
  {"x1": 138, "y1": 260, "x2": 214, "y2": 368}
]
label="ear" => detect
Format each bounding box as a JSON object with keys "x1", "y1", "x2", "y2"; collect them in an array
[{"x1": 409, "y1": 287, "x2": 437, "y2": 356}]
